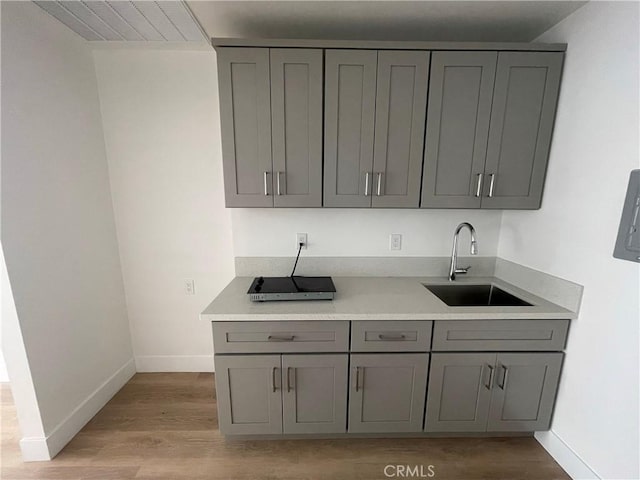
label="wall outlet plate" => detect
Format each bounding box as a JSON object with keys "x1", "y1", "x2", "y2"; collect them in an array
[
  {"x1": 296, "y1": 233, "x2": 308, "y2": 250},
  {"x1": 185, "y1": 279, "x2": 195, "y2": 295},
  {"x1": 390, "y1": 233, "x2": 402, "y2": 251}
]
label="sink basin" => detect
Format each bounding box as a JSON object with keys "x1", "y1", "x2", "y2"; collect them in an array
[{"x1": 424, "y1": 283, "x2": 532, "y2": 307}]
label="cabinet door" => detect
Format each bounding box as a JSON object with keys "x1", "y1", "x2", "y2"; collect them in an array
[
  {"x1": 371, "y1": 51, "x2": 429, "y2": 208},
  {"x1": 214, "y1": 355, "x2": 282, "y2": 435},
  {"x1": 487, "y1": 352, "x2": 563, "y2": 431},
  {"x1": 421, "y1": 52, "x2": 497, "y2": 209},
  {"x1": 349, "y1": 353, "x2": 429, "y2": 433},
  {"x1": 217, "y1": 48, "x2": 273, "y2": 207},
  {"x1": 270, "y1": 49, "x2": 323, "y2": 207},
  {"x1": 324, "y1": 50, "x2": 377, "y2": 208},
  {"x1": 282, "y1": 354, "x2": 348, "y2": 434},
  {"x1": 425, "y1": 353, "x2": 495, "y2": 432},
  {"x1": 482, "y1": 52, "x2": 563, "y2": 209}
]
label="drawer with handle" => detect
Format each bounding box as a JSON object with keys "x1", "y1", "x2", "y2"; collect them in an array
[
  {"x1": 351, "y1": 321, "x2": 432, "y2": 352},
  {"x1": 432, "y1": 319, "x2": 569, "y2": 351},
  {"x1": 212, "y1": 321, "x2": 350, "y2": 353}
]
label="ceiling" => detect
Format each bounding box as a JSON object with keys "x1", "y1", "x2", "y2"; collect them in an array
[
  {"x1": 187, "y1": 0, "x2": 587, "y2": 43},
  {"x1": 34, "y1": 1, "x2": 207, "y2": 41}
]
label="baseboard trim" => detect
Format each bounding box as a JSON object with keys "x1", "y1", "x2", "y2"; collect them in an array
[
  {"x1": 135, "y1": 355, "x2": 213, "y2": 372},
  {"x1": 535, "y1": 431, "x2": 600, "y2": 479},
  {"x1": 41, "y1": 358, "x2": 135, "y2": 460}
]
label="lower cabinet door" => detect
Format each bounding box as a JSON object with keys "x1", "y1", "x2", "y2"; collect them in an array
[
  {"x1": 425, "y1": 353, "x2": 495, "y2": 432},
  {"x1": 487, "y1": 352, "x2": 563, "y2": 431},
  {"x1": 349, "y1": 353, "x2": 429, "y2": 433},
  {"x1": 282, "y1": 354, "x2": 348, "y2": 434},
  {"x1": 214, "y1": 355, "x2": 283, "y2": 435}
]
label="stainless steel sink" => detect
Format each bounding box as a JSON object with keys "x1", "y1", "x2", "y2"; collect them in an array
[{"x1": 424, "y1": 283, "x2": 532, "y2": 307}]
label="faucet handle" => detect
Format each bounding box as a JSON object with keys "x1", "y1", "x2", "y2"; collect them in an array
[{"x1": 455, "y1": 266, "x2": 471, "y2": 275}]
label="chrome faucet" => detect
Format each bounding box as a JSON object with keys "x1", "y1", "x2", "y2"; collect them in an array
[{"x1": 448, "y1": 222, "x2": 478, "y2": 281}]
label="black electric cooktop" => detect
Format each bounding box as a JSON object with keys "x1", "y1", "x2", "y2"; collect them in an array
[{"x1": 247, "y1": 276, "x2": 336, "y2": 302}]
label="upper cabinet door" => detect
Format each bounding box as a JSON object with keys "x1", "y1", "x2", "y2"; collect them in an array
[
  {"x1": 421, "y1": 52, "x2": 497, "y2": 209},
  {"x1": 270, "y1": 49, "x2": 323, "y2": 207},
  {"x1": 482, "y1": 52, "x2": 563, "y2": 209},
  {"x1": 372, "y1": 51, "x2": 429, "y2": 208},
  {"x1": 324, "y1": 50, "x2": 377, "y2": 208},
  {"x1": 217, "y1": 48, "x2": 273, "y2": 207}
]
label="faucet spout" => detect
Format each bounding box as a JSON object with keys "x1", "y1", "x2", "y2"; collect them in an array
[{"x1": 449, "y1": 222, "x2": 478, "y2": 281}]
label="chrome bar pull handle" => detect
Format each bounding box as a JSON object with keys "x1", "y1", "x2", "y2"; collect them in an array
[
  {"x1": 354, "y1": 367, "x2": 362, "y2": 392},
  {"x1": 263, "y1": 171, "x2": 270, "y2": 196},
  {"x1": 364, "y1": 172, "x2": 371, "y2": 196},
  {"x1": 267, "y1": 335, "x2": 295, "y2": 342},
  {"x1": 475, "y1": 173, "x2": 484, "y2": 197},
  {"x1": 376, "y1": 172, "x2": 383, "y2": 196},
  {"x1": 488, "y1": 173, "x2": 496, "y2": 198},
  {"x1": 499, "y1": 364, "x2": 509, "y2": 390},
  {"x1": 378, "y1": 333, "x2": 406, "y2": 341},
  {"x1": 276, "y1": 172, "x2": 282, "y2": 195},
  {"x1": 286, "y1": 367, "x2": 293, "y2": 392},
  {"x1": 271, "y1": 367, "x2": 278, "y2": 392},
  {"x1": 484, "y1": 364, "x2": 495, "y2": 390}
]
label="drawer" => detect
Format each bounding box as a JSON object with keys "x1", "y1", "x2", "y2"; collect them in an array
[
  {"x1": 351, "y1": 321, "x2": 432, "y2": 352},
  {"x1": 212, "y1": 321, "x2": 350, "y2": 353},
  {"x1": 432, "y1": 319, "x2": 569, "y2": 351}
]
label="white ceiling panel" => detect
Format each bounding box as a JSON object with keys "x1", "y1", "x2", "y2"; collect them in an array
[
  {"x1": 34, "y1": 1, "x2": 206, "y2": 42},
  {"x1": 82, "y1": 1, "x2": 144, "y2": 40},
  {"x1": 132, "y1": 1, "x2": 184, "y2": 40},
  {"x1": 59, "y1": 1, "x2": 123, "y2": 40}
]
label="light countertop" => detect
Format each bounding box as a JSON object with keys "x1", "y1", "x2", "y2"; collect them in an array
[{"x1": 201, "y1": 276, "x2": 576, "y2": 321}]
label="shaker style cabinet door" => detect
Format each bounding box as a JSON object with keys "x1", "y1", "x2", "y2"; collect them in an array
[
  {"x1": 214, "y1": 355, "x2": 283, "y2": 435},
  {"x1": 487, "y1": 353, "x2": 563, "y2": 431},
  {"x1": 424, "y1": 353, "x2": 495, "y2": 432},
  {"x1": 270, "y1": 49, "x2": 323, "y2": 207},
  {"x1": 421, "y1": 52, "x2": 497, "y2": 209},
  {"x1": 348, "y1": 353, "x2": 429, "y2": 433},
  {"x1": 282, "y1": 354, "x2": 348, "y2": 434},
  {"x1": 371, "y1": 51, "x2": 429, "y2": 208},
  {"x1": 482, "y1": 52, "x2": 563, "y2": 209},
  {"x1": 217, "y1": 48, "x2": 273, "y2": 207},
  {"x1": 324, "y1": 50, "x2": 378, "y2": 207}
]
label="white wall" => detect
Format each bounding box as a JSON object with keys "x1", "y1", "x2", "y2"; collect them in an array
[
  {"x1": 232, "y1": 209, "x2": 502, "y2": 257},
  {"x1": 1, "y1": 1, "x2": 134, "y2": 459},
  {"x1": 498, "y1": 2, "x2": 640, "y2": 478},
  {"x1": 93, "y1": 48, "x2": 235, "y2": 372}
]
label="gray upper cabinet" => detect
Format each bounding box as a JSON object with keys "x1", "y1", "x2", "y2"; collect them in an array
[
  {"x1": 425, "y1": 353, "x2": 494, "y2": 432},
  {"x1": 214, "y1": 354, "x2": 283, "y2": 435},
  {"x1": 482, "y1": 52, "x2": 563, "y2": 209},
  {"x1": 324, "y1": 50, "x2": 378, "y2": 208},
  {"x1": 270, "y1": 49, "x2": 323, "y2": 207},
  {"x1": 349, "y1": 353, "x2": 429, "y2": 433},
  {"x1": 372, "y1": 51, "x2": 429, "y2": 208},
  {"x1": 421, "y1": 52, "x2": 497, "y2": 208},
  {"x1": 217, "y1": 48, "x2": 273, "y2": 207},
  {"x1": 487, "y1": 353, "x2": 563, "y2": 431},
  {"x1": 217, "y1": 47, "x2": 322, "y2": 207},
  {"x1": 282, "y1": 354, "x2": 348, "y2": 434}
]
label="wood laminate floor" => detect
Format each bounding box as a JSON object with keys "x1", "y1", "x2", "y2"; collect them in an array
[{"x1": 1, "y1": 373, "x2": 570, "y2": 480}]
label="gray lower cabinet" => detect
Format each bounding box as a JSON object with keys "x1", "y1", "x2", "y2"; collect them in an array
[
  {"x1": 282, "y1": 354, "x2": 348, "y2": 434},
  {"x1": 425, "y1": 352, "x2": 563, "y2": 433},
  {"x1": 482, "y1": 52, "x2": 563, "y2": 209},
  {"x1": 215, "y1": 354, "x2": 283, "y2": 435},
  {"x1": 217, "y1": 47, "x2": 323, "y2": 207},
  {"x1": 349, "y1": 353, "x2": 429, "y2": 433},
  {"x1": 215, "y1": 353, "x2": 348, "y2": 435}
]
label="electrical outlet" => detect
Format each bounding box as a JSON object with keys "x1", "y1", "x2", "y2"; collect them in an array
[
  {"x1": 185, "y1": 279, "x2": 195, "y2": 295},
  {"x1": 390, "y1": 234, "x2": 402, "y2": 251},
  {"x1": 296, "y1": 233, "x2": 308, "y2": 250}
]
